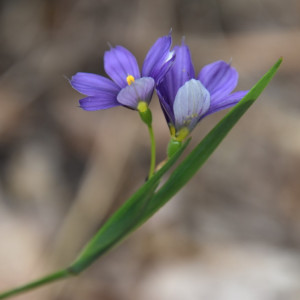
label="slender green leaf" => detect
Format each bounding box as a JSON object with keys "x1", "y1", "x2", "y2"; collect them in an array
[
  {"x1": 69, "y1": 138, "x2": 190, "y2": 273},
  {"x1": 0, "y1": 270, "x2": 70, "y2": 300}
]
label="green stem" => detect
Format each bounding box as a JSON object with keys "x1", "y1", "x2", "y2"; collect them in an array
[
  {"x1": 147, "y1": 124, "x2": 156, "y2": 179},
  {"x1": 0, "y1": 269, "x2": 73, "y2": 299},
  {"x1": 137, "y1": 105, "x2": 156, "y2": 179}
]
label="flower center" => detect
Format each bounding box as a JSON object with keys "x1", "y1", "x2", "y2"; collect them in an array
[
  {"x1": 126, "y1": 75, "x2": 135, "y2": 85},
  {"x1": 175, "y1": 127, "x2": 189, "y2": 142},
  {"x1": 183, "y1": 113, "x2": 199, "y2": 126},
  {"x1": 137, "y1": 101, "x2": 148, "y2": 113},
  {"x1": 169, "y1": 124, "x2": 190, "y2": 142}
]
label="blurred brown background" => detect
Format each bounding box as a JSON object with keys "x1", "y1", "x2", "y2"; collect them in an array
[{"x1": 0, "y1": 0, "x2": 299, "y2": 299}]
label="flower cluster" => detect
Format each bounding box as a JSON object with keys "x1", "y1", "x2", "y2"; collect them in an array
[{"x1": 70, "y1": 33, "x2": 247, "y2": 143}]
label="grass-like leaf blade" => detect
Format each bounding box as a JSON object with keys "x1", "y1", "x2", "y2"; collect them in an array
[{"x1": 69, "y1": 138, "x2": 190, "y2": 273}]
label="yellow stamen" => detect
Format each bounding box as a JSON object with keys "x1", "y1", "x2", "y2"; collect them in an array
[
  {"x1": 126, "y1": 75, "x2": 135, "y2": 85},
  {"x1": 175, "y1": 127, "x2": 189, "y2": 142},
  {"x1": 169, "y1": 125, "x2": 176, "y2": 137},
  {"x1": 137, "y1": 101, "x2": 148, "y2": 113}
]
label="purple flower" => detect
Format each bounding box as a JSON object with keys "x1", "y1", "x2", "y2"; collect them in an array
[
  {"x1": 70, "y1": 33, "x2": 175, "y2": 112},
  {"x1": 156, "y1": 40, "x2": 248, "y2": 141}
]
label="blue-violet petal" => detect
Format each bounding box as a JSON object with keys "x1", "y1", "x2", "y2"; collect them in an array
[
  {"x1": 71, "y1": 72, "x2": 120, "y2": 96},
  {"x1": 204, "y1": 90, "x2": 248, "y2": 118},
  {"x1": 117, "y1": 77, "x2": 155, "y2": 109},
  {"x1": 159, "y1": 41, "x2": 195, "y2": 108},
  {"x1": 142, "y1": 33, "x2": 174, "y2": 82},
  {"x1": 79, "y1": 95, "x2": 120, "y2": 111},
  {"x1": 198, "y1": 60, "x2": 238, "y2": 101},
  {"x1": 156, "y1": 85, "x2": 175, "y2": 125},
  {"x1": 104, "y1": 46, "x2": 140, "y2": 88},
  {"x1": 173, "y1": 79, "x2": 210, "y2": 131}
]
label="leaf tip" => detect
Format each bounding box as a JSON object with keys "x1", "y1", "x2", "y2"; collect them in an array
[{"x1": 276, "y1": 57, "x2": 283, "y2": 67}]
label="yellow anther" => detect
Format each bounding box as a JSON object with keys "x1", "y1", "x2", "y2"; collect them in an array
[
  {"x1": 126, "y1": 75, "x2": 135, "y2": 85},
  {"x1": 175, "y1": 127, "x2": 190, "y2": 142},
  {"x1": 137, "y1": 101, "x2": 148, "y2": 113}
]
